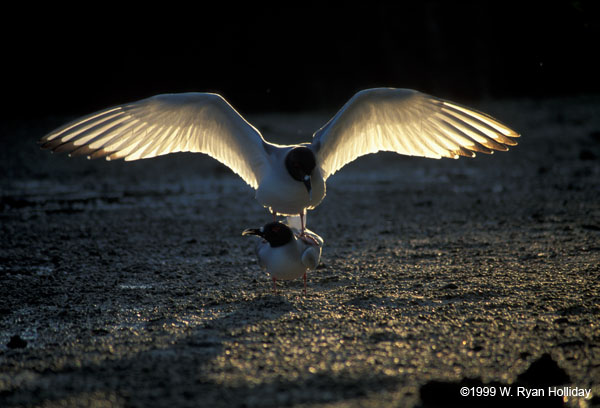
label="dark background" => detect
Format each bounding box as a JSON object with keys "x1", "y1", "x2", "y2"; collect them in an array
[
  {"x1": 2, "y1": 3, "x2": 600, "y2": 406},
  {"x1": 3, "y1": 1, "x2": 599, "y2": 121}
]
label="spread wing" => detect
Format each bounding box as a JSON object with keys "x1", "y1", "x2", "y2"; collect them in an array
[
  {"x1": 311, "y1": 88, "x2": 520, "y2": 180},
  {"x1": 40, "y1": 93, "x2": 271, "y2": 189}
]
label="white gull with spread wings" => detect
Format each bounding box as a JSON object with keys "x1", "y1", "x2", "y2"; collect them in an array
[{"x1": 41, "y1": 88, "x2": 519, "y2": 228}]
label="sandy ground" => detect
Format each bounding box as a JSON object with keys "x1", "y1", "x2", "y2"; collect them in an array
[{"x1": 1, "y1": 96, "x2": 599, "y2": 407}]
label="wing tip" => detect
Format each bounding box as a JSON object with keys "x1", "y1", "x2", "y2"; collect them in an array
[
  {"x1": 39, "y1": 131, "x2": 60, "y2": 143},
  {"x1": 40, "y1": 138, "x2": 63, "y2": 151}
]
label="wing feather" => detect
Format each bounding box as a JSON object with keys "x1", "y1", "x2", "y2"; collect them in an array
[
  {"x1": 311, "y1": 88, "x2": 519, "y2": 179},
  {"x1": 41, "y1": 93, "x2": 270, "y2": 189}
]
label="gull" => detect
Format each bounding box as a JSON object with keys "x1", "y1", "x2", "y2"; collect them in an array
[
  {"x1": 40, "y1": 88, "x2": 519, "y2": 230},
  {"x1": 242, "y1": 221, "x2": 323, "y2": 294}
]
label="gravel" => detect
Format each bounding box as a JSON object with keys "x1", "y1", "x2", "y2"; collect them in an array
[{"x1": 1, "y1": 96, "x2": 599, "y2": 407}]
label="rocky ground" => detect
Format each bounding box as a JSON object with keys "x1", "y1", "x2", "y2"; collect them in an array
[{"x1": 1, "y1": 96, "x2": 599, "y2": 407}]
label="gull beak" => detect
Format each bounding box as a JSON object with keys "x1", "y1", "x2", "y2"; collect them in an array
[
  {"x1": 303, "y1": 175, "x2": 312, "y2": 200},
  {"x1": 242, "y1": 227, "x2": 264, "y2": 237}
]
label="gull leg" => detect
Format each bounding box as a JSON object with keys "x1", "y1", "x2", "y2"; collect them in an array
[
  {"x1": 299, "y1": 211, "x2": 307, "y2": 234},
  {"x1": 303, "y1": 272, "x2": 307, "y2": 296},
  {"x1": 297, "y1": 211, "x2": 319, "y2": 246}
]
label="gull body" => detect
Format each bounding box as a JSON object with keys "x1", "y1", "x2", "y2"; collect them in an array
[
  {"x1": 242, "y1": 222, "x2": 323, "y2": 292},
  {"x1": 40, "y1": 88, "x2": 520, "y2": 226},
  {"x1": 254, "y1": 145, "x2": 326, "y2": 216}
]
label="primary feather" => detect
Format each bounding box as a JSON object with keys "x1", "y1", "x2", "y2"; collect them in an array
[
  {"x1": 40, "y1": 88, "x2": 520, "y2": 223},
  {"x1": 41, "y1": 93, "x2": 270, "y2": 189},
  {"x1": 311, "y1": 88, "x2": 519, "y2": 180}
]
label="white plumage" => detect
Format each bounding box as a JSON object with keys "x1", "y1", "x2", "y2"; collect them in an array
[
  {"x1": 255, "y1": 233, "x2": 322, "y2": 281},
  {"x1": 312, "y1": 88, "x2": 519, "y2": 179},
  {"x1": 41, "y1": 88, "x2": 519, "y2": 221},
  {"x1": 42, "y1": 93, "x2": 268, "y2": 188},
  {"x1": 242, "y1": 222, "x2": 323, "y2": 293}
]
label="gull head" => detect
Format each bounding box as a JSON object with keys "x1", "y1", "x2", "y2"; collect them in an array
[
  {"x1": 285, "y1": 146, "x2": 316, "y2": 196},
  {"x1": 242, "y1": 222, "x2": 294, "y2": 248}
]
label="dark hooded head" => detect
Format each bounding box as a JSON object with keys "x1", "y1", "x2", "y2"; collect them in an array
[
  {"x1": 242, "y1": 222, "x2": 294, "y2": 248},
  {"x1": 285, "y1": 146, "x2": 316, "y2": 194}
]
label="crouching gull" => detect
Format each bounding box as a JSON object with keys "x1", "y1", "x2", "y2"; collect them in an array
[{"x1": 242, "y1": 221, "x2": 323, "y2": 294}]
